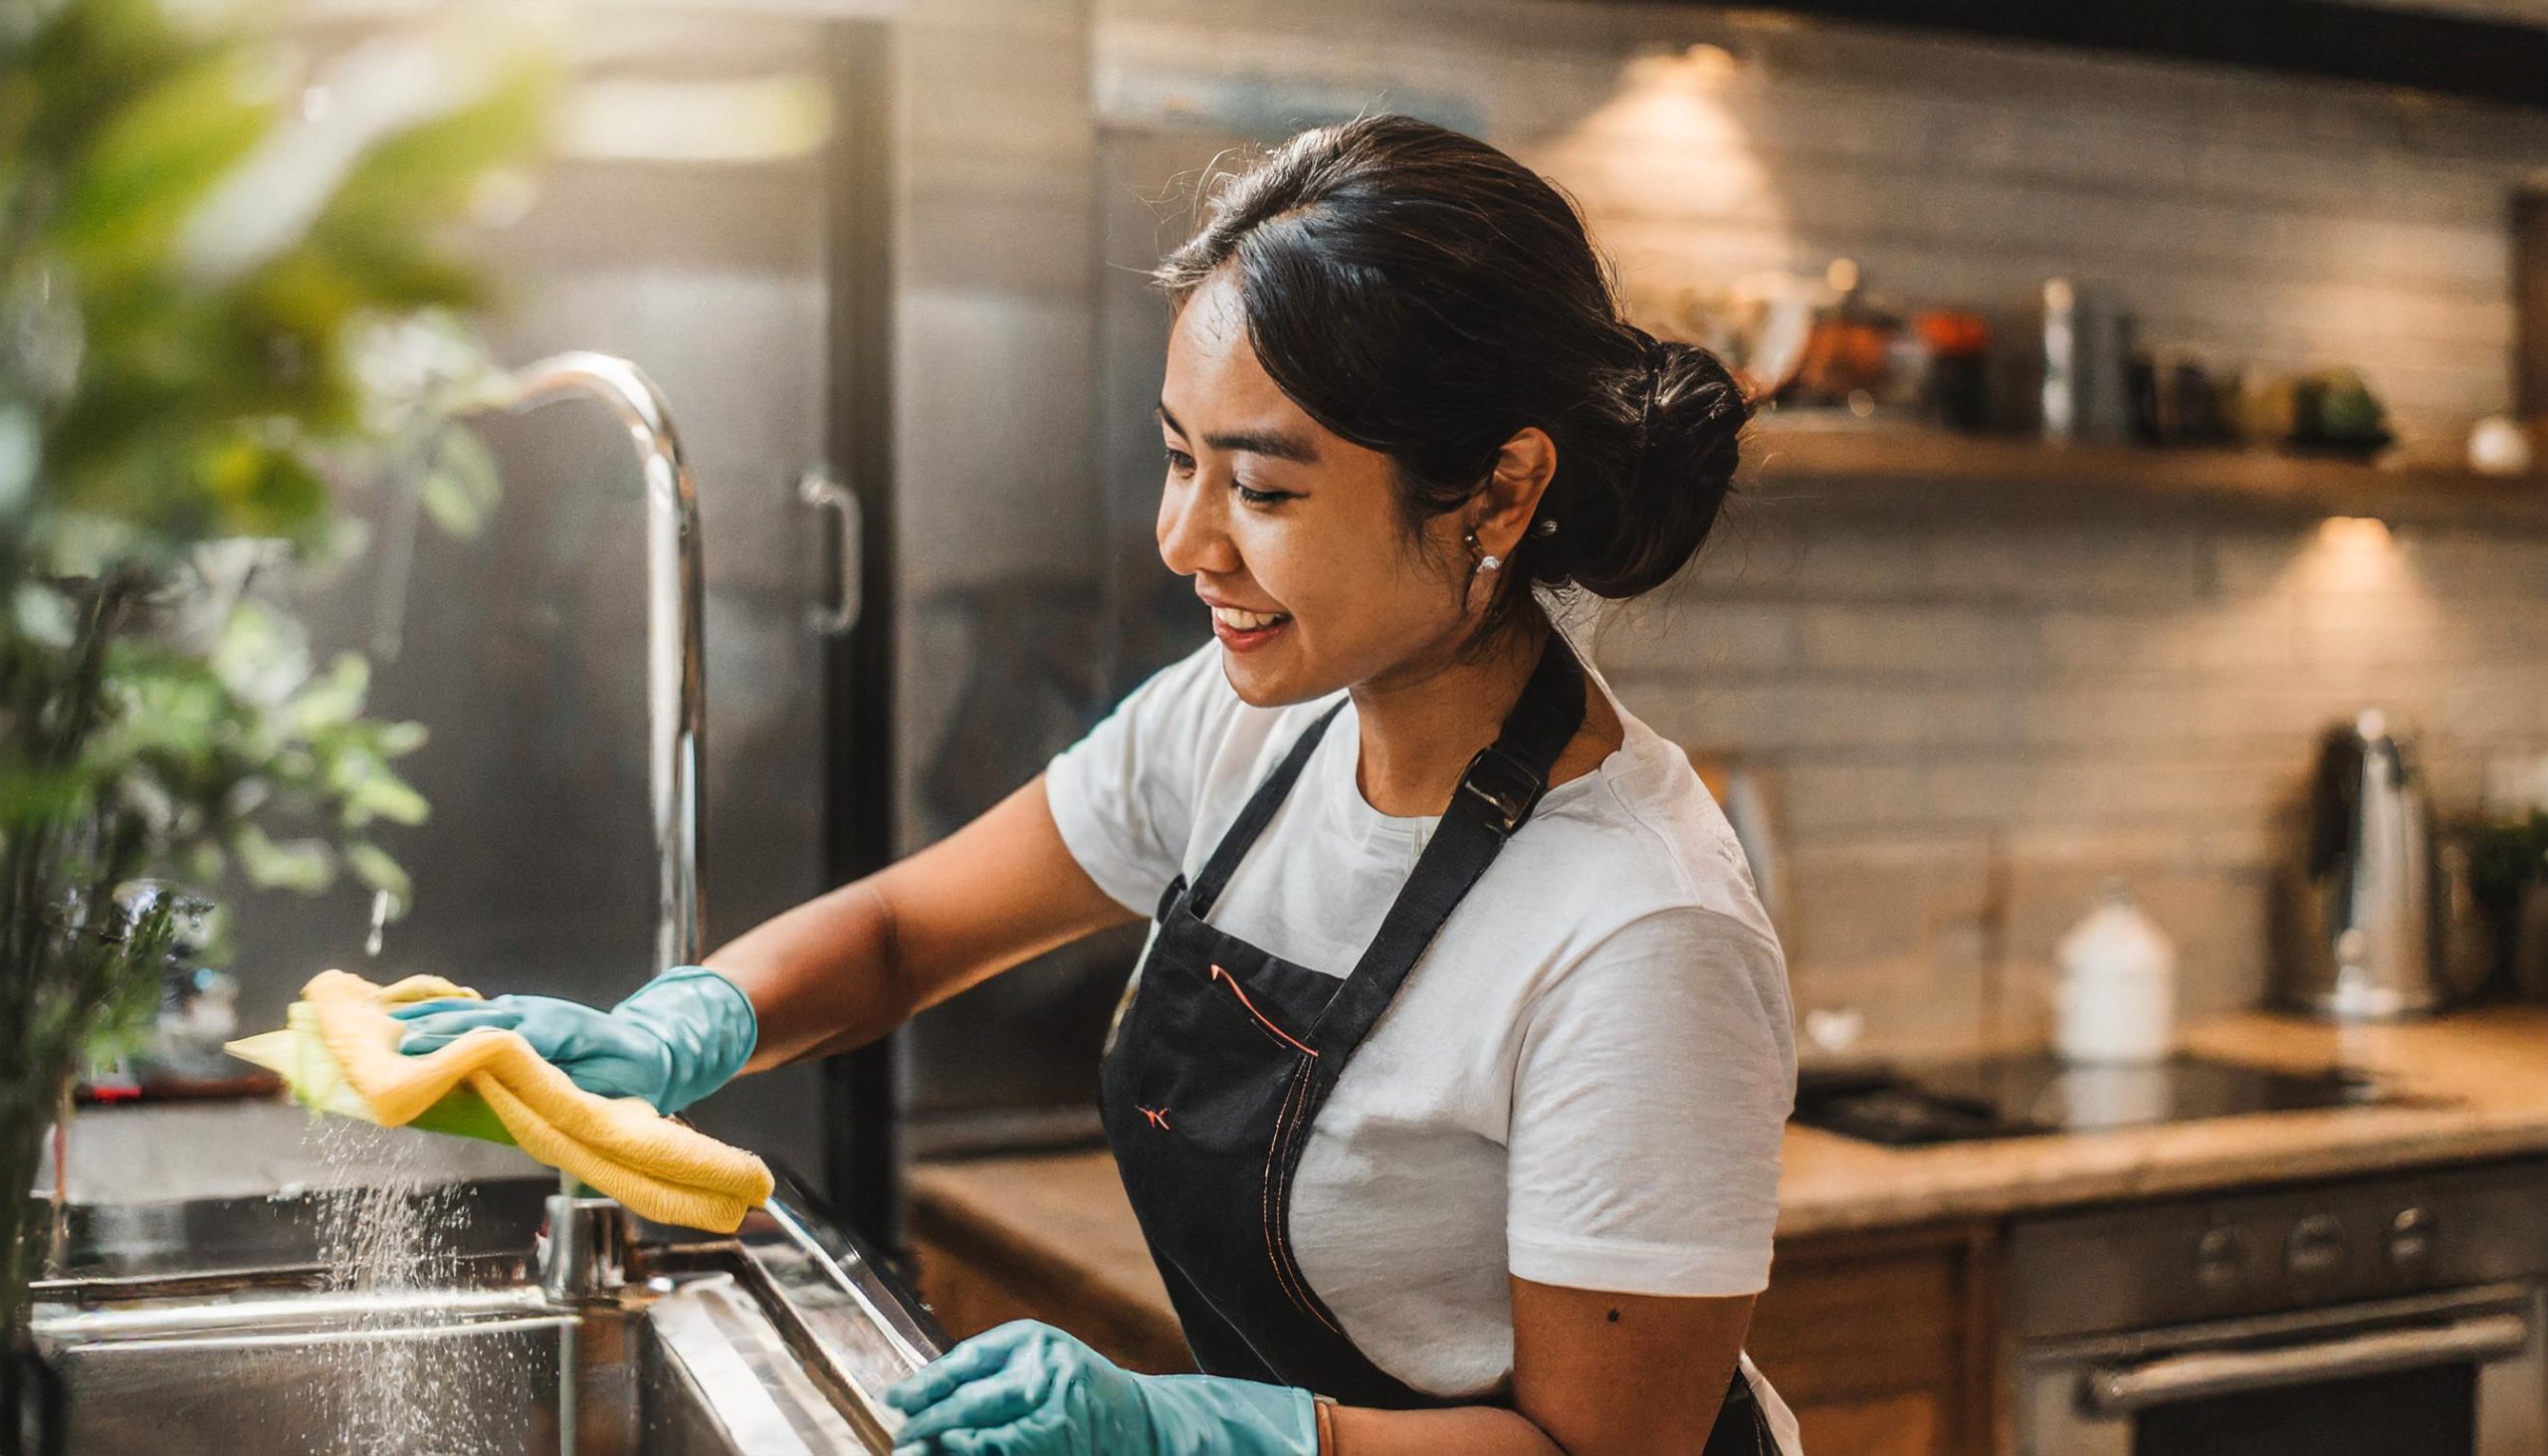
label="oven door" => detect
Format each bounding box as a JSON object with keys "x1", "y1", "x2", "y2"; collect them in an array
[{"x1": 2015, "y1": 1284, "x2": 2545, "y2": 1456}]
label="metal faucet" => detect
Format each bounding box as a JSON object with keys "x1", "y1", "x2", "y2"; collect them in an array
[
  {"x1": 495, "y1": 355, "x2": 709, "y2": 1308},
  {"x1": 537, "y1": 1191, "x2": 632, "y2": 1301},
  {"x1": 498, "y1": 353, "x2": 708, "y2": 973}
]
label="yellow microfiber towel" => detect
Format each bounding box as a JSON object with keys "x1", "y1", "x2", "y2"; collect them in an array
[{"x1": 228, "y1": 969, "x2": 773, "y2": 1233}]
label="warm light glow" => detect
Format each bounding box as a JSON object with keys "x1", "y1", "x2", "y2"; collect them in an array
[
  {"x1": 562, "y1": 77, "x2": 833, "y2": 164},
  {"x1": 1683, "y1": 43, "x2": 1739, "y2": 83},
  {"x1": 2317, "y1": 516, "x2": 2394, "y2": 551},
  {"x1": 1529, "y1": 43, "x2": 1792, "y2": 308},
  {"x1": 2304, "y1": 515, "x2": 2401, "y2": 593}
]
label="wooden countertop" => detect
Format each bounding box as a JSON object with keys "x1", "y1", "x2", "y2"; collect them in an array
[
  {"x1": 906, "y1": 1009, "x2": 2548, "y2": 1346},
  {"x1": 1780, "y1": 1007, "x2": 2548, "y2": 1236}
]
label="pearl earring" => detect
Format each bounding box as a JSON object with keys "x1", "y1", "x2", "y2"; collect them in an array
[{"x1": 1475, "y1": 554, "x2": 1503, "y2": 575}]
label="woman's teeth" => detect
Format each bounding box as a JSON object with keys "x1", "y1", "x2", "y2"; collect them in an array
[{"x1": 1211, "y1": 606, "x2": 1288, "y2": 631}]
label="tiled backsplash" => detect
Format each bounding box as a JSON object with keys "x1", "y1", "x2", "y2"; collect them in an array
[
  {"x1": 1593, "y1": 506, "x2": 2548, "y2": 1054},
  {"x1": 1103, "y1": 0, "x2": 2548, "y2": 452},
  {"x1": 900, "y1": 0, "x2": 2548, "y2": 1054},
  {"x1": 1088, "y1": 0, "x2": 2548, "y2": 1049}
]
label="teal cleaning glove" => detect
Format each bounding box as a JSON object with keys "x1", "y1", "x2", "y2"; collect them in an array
[
  {"x1": 885, "y1": 1321, "x2": 1317, "y2": 1456},
  {"x1": 389, "y1": 967, "x2": 757, "y2": 1116}
]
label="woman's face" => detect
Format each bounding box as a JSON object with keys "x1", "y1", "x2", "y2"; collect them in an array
[{"x1": 1156, "y1": 268, "x2": 1476, "y2": 708}]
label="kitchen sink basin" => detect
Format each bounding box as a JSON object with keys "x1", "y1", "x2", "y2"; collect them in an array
[
  {"x1": 39, "y1": 1266, "x2": 851, "y2": 1453},
  {"x1": 29, "y1": 1159, "x2": 942, "y2": 1454}
]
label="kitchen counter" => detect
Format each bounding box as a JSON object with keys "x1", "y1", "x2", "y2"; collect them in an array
[
  {"x1": 905, "y1": 1009, "x2": 2548, "y2": 1356},
  {"x1": 1780, "y1": 1007, "x2": 2548, "y2": 1236}
]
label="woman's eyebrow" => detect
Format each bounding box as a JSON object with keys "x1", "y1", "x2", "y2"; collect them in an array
[{"x1": 1158, "y1": 402, "x2": 1320, "y2": 464}]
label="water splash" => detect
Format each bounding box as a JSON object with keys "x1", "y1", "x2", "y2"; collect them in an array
[{"x1": 304, "y1": 1118, "x2": 522, "y2": 1455}]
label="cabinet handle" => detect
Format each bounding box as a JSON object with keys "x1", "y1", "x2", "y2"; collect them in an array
[
  {"x1": 799, "y1": 466, "x2": 860, "y2": 637},
  {"x1": 2083, "y1": 1310, "x2": 2530, "y2": 1415}
]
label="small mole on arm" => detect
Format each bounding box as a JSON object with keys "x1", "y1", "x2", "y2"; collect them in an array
[{"x1": 1606, "y1": 1309, "x2": 1620, "y2": 1324}]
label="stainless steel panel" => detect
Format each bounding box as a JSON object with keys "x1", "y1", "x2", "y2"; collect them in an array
[
  {"x1": 2004, "y1": 1157, "x2": 2548, "y2": 1340},
  {"x1": 2011, "y1": 1283, "x2": 2547, "y2": 1456}
]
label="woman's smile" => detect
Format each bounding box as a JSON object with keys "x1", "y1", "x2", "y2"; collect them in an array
[{"x1": 1203, "y1": 595, "x2": 1293, "y2": 651}]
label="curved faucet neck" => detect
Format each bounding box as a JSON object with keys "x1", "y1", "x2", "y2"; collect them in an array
[{"x1": 500, "y1": 352, "x2": 708, "y2": 975}]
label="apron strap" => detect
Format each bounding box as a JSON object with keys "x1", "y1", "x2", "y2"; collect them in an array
[
  {"x1": 1307, "y1": 632, "x2": 1587, "y2": 1074},
  {"x1": 1187, "y1": 699, "x2": 1350, "y2": 918}
]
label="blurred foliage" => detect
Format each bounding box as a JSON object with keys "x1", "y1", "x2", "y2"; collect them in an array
[
  {"x1": 0, "y1": 0, "x2": 549, "y2": 1397},
  {"x1": 2470, "y1": 810, "x2": 2548, "y2": 907}
]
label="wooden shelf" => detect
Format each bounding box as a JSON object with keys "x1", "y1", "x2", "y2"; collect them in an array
[{"x1": 1739, "y1": 419, "x2": 2548, "y2": 530}]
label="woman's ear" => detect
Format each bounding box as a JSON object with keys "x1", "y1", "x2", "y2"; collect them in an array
[{"x1": 1472, "y1": 426, "x2": 1557, "y2": 559}]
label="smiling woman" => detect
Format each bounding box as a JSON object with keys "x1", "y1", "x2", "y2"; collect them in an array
[{"x1": 406, "y1": 113, "x2": 1800, "y2": 1456}]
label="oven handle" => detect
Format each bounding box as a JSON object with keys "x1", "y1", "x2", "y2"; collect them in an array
[{"x1": 2084, "y1": 1311, "x2": 2533, "y2": 1416}]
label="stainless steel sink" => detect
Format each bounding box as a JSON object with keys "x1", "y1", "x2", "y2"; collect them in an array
[{"x1": 29, "y1": 1166, "x2": 943, "y2": 1454}]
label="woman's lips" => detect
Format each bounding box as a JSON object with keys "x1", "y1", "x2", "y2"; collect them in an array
[{"x1": 1208, "y1": 603, "x2": 1291, "y2": 653}]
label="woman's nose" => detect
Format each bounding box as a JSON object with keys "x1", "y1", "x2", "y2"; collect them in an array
[{"x1": 1157, "y1": 475, "x2": 1234, "y2": 578}]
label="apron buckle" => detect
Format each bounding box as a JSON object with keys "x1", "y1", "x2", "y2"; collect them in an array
[{"x1": 1459, "y1": 742, "x2": 1547, "y2": 836}]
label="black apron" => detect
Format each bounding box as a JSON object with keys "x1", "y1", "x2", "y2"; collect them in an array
[{"x1": 1098, "y1": 632, "x2": 1773, "y2": 1449}]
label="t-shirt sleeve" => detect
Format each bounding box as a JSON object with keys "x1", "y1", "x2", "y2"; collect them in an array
[
  {"x1": 1504, "y1": 907, "x2": 1798, "y2": 1297},
  {"x1": 1042, "y1": 644, "x2": 1227, "y2": 918}
]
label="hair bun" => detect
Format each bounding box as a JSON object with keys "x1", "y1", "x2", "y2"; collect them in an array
[{"x1": 1568, "y1": 339, "x2": 1752, "y2": 600}]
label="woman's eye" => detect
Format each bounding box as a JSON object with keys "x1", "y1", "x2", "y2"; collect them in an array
[
  {"x1": 1162, "y1": 446, "x2": 1290, "y2": 506},
  {"x1": 1233, "y1": 482, "x2": 1304, "y2": 510}
]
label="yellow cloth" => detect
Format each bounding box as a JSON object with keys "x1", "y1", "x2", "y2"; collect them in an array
[{"x1": 227, "y1": 969, "x2": 773, "y2": 1233}]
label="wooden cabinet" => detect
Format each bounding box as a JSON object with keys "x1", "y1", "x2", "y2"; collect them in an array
[
  {"x1": 908, "y1": 1152, "x2": 1197, "y2": 1376},
  {"x1": 911, "y1": 1154, "x2": 2012, "y2": 1454},
  {"x1": 1745, "y1": 1223, "x2": 2001, "y2": 1456}
]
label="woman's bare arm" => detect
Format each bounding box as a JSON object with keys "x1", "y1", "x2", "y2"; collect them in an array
[
  {"x1": 1323, "y1": 1282, "x2": 1756, "y2": 1455},
  {"x1": 704, "y1": 775, "x2": 1137, "y2": 1071}
]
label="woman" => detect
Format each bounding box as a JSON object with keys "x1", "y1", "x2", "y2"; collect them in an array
[{"x1": 397, "y1": 115, "x2": 1801, "y2": 1456}]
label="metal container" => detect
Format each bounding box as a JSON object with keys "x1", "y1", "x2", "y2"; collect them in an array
[{"x1": 2275, "y1": 712, "x2": 2446, "y2": 1020}]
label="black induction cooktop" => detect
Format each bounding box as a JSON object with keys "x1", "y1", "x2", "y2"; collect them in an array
[{"x1": 1793, "y1": 1054, "x2": 2396, "y2": 1147}]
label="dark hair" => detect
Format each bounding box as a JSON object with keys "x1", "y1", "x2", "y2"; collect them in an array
[{"x1": 1154, "y1": 114, "x2": 1752, "y2": 640}]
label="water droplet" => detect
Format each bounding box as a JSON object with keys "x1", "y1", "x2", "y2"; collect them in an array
[{"x1": 365, "y1": 890, "x2": 394, "y2": 958}]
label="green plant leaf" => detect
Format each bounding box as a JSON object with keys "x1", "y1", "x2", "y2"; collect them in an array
[
  {"x1": 417, "y1": 423, "x2": 500, "y2": 537},
  {"x1": 342, "y1": 759, "x2": 429, "y2": 827},
  {"x1": 50, "y1": 51, "x2": 275, "y2": 286},
  {"x1": 196, "y1": 430, "x2": 329, "y2": 543},
  {"x1": 312, "y1": 59, "x2": 553, "y2": 258},
  {"x1": 235, "y1": 823, "x2": 334, "y2": 894},
  {"x1": 374, "y1": 720, "x2": 428, "y2": 757},
  {"x1": 288, "y1": 652, "x2": 369, "y2": 732},
  {"x1": 12, "y1": 582, "x2": 75, "y2": 648},
  {"x1": 342, "y1": 839, "x2": 411, "y2": 904}
]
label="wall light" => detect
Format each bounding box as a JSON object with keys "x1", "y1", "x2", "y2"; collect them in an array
[
  {"x1": 2306, "y1": 515, "x2": 2400, "y2": 593},
  {"x1": 1683, "y1": 43, "x2": 1740, "y2": 84},
  {"x1": 563, "y1": 76, "x2": 833, "y2": 165},
  {"x1": 2317, "y1": 516, "x2": 2394, "y2": 550}
]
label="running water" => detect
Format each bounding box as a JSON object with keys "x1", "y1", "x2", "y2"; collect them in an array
[{"x1": 303, "y1": 1118, "x2": 528, "y2": 1455}]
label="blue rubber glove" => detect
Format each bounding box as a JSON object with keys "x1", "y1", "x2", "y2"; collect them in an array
[
  {"x1": 885, "y1": 1321, "x2": 1317, "y2": 1456},
  {"x1": 388, "y1": 966, "x2": 756, "y2": 1116}
]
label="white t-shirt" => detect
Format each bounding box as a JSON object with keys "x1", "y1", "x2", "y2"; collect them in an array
[{"x1": 1044, "y1": 636, "x2": 1800, "y2": 1420}]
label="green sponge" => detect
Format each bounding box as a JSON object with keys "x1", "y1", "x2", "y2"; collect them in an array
[{"x1": 227, "y1": 1002, "x2": 518, "y2": 1145}]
